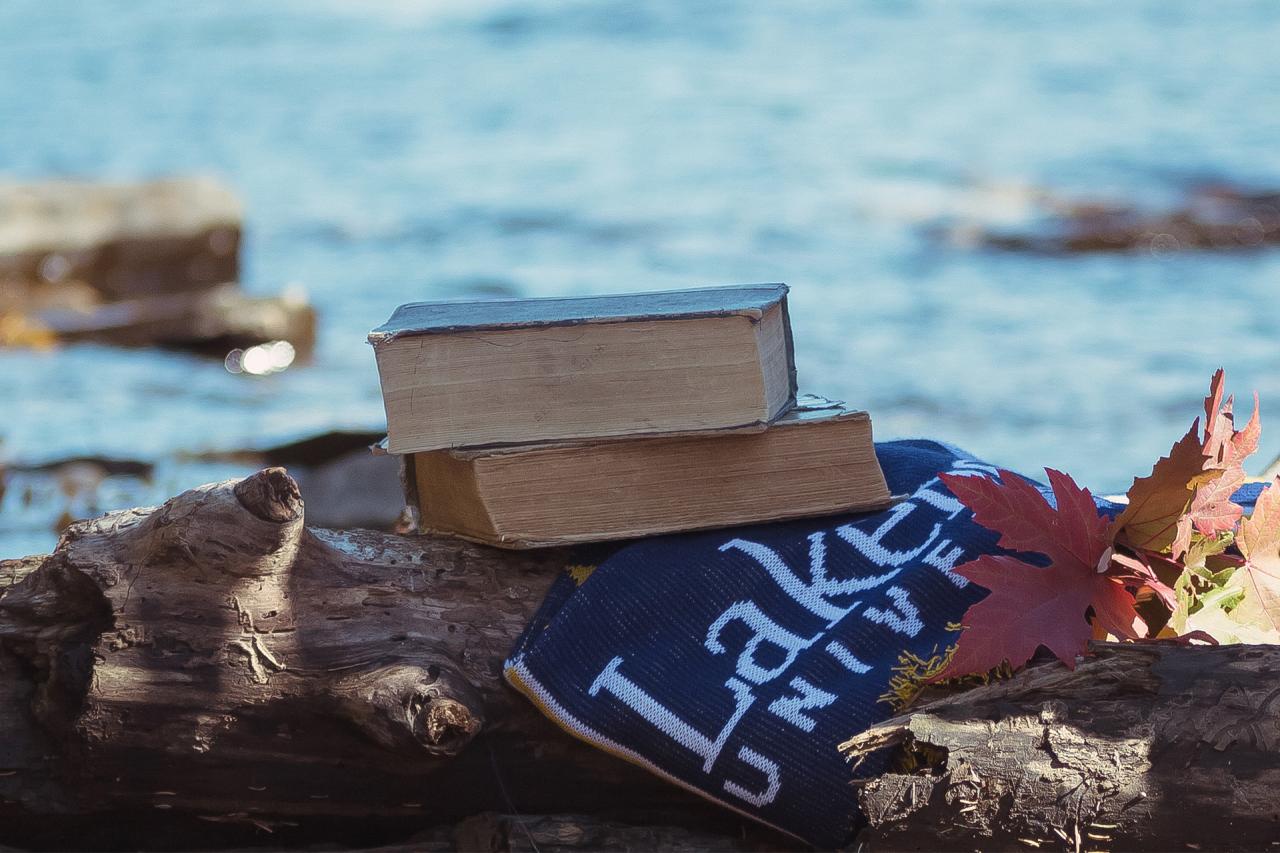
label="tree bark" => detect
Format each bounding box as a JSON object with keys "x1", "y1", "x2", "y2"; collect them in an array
[
  {"x1": 841, "y1": 642, "x2": 1280, "y2": 851},
  {"x1": 0, "y1": 468, "x2": 767, "y2": 850},
  {"x1": 410, "y1": 811, "x2": 780, "y2": 853},
  {"x1": 4, "y1": 468, "x2": 1279, "y2": 850}
]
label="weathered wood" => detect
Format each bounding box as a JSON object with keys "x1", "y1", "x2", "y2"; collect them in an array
[
  {"x1": 841, "y1": 642, "x2": 1280, "y2": 851},
  {"x1": 447, "y1": 811, "x2": 777, "y2": 852},
  {"x1": 345, "y1": 811, "x2": 779, "y2": 852},
  {"x1": 6, "y1": 468, "x2": 1280, "y2": 850},
  {"x1": 0, "y1": 468, "x2": 737, "y2": 850},
  {"x1": 214, "y1": 812, "x2": 776, "y2": 853}
]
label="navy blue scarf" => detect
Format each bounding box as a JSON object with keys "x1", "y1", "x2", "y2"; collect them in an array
[{"x1": 505, "y1": 440, "x2": 1255, "y2": 847}]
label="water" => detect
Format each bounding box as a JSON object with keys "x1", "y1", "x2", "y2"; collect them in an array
[{"x1": 2, "y1": 0, "x2": 1280, "y2": 557}]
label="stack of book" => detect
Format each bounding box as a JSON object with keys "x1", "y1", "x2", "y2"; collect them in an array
[{"x1": 368, "y1": 284, "x2": 892, "y2": 549}]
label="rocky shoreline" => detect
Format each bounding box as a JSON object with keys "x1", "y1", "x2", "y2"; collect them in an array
[
  {"x1": 930, "y1": 182, "x2": 1280, "y2": 254},
  {"x1": 0, "y1": 177, "x2": 315, "y2": 354}
]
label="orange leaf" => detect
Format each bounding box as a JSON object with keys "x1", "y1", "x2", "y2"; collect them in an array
[
  {"x1": 1109, "y1": 424, "x2": 1209, "y2": 554},
  {"x1": 1113, "y1": 369, "x2": 1258, "y2": 559},
  {"x1": 1202, "y1": 368, "x2": 1260, "y2": 469}
]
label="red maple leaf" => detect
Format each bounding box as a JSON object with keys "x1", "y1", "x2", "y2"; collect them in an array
[
  {"x1": 935, "y1": 469, "x2": 1146, "y2": 679},
  {"x1": 1108, "y1": 551, "x2": 1177, "y2": 610}
]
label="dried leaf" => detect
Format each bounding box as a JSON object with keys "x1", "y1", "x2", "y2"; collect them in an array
[
  {"x1": 1179, "y1": 371, "x2": 1257, "y2": 548},
  {"x1": 1110, "y1": 424, "x2": 1210, "y2": 554},
  {"x1": 1202, "y1": 368, "x2": 1260, "y2": 468},
  {"x1": 1227, "y1": 478, "x2": 1280, "y2": 636},
  {"x1": 1186, "y1": 599, "x2": 1277, "y2": 645},
  {"x1": 1174, "y1": 465, "x2": 1246, "y2": 554},
  {"x1": 1108, "y1": 551, "x2": 1177, "y2": 610},
  {"x1": 1114, "y1": 370, "x2": 1257, "y2": 560},
  {"x1": 1238, "y1": 477, "x2": 1280, "y2": 561}
]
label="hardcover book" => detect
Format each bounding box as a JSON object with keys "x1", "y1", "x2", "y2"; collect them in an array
[
  {"x1": 395, "y1": 395, "x2": 892, "y2": 548},
  {"x1": 368, "y1": 284, "x2": 797, "y2": 453}
]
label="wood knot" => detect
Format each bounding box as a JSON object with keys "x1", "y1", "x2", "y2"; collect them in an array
[
  {"x1": 329, "y1": 664, "x2": 484, "y2": 759},
  {"x1": 234, "y1": 468, "x2": 303, "y2": 524},
  {"x1": 412, "y1": 695, "x2": 483, "y2": 756}
]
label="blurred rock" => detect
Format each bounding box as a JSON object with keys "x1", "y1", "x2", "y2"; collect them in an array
[
  {"x1": 258, "y1": 430, "x2": 388, "y2": 469},
  {"x1": 933, "y1": 183, "x2": 1280, "y2": 254},
  {"x1": 193, "y1": 430, "x2": 405, "y2": 529},
  {"x1": 2, "y1": 455, "x2": 157, "y2": 537},
  {"x1": 0, "y1": 311, "x2": 58, "y2": 348},
  {"x1": 2, "y1": 433, "x2": 402, "y2": 550},
  {"x1": 281, "y1": 447, "x2": 403, "y2": 530},
  {"x1": 17, "y1": 455, "x2": 155, "y2": 480},
  {"x1": 0, "y1": 177, "x2": 240, "y2": 300},
  {"x1": 34, "y1": 283, "x2": 316, "y2": 356},
  {"x1": 0, "y1": 177, "x2": 315, "y2": 356}
]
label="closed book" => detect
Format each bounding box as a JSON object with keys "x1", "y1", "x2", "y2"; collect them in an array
[
  {"x1": 398, "y1": 396, "x2": 892, "y2": 549},
  {"x1": 368, "y1": 284, "x2": 796, "y2": 454}
]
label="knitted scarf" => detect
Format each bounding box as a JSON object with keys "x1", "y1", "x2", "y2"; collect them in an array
[{"x1": 503, "y1": 439, "x2": 1227, "y2": 847}]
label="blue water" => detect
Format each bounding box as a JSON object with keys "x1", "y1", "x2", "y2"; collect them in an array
[{"x1": 3, "y1": 0, "x2": 1280, "y2": 556}]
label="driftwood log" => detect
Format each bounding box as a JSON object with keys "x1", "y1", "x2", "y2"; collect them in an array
[
  {"x1": 842, "y1": 643, "x2": 1280, "y2": 851},
  {"x1": 2, "y1": 468, "x2": 1278, "y2": 850},
  {"x1": 0, "y1": 468, "x2": 778, "y2": 851}
]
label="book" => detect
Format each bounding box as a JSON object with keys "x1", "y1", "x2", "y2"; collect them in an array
[
  {"x1": 396, "y1": 396, "x2": 893, "y2": 549},
  {"x1": 368, "y1": 284, "x2": 797, "y2": 454}
]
